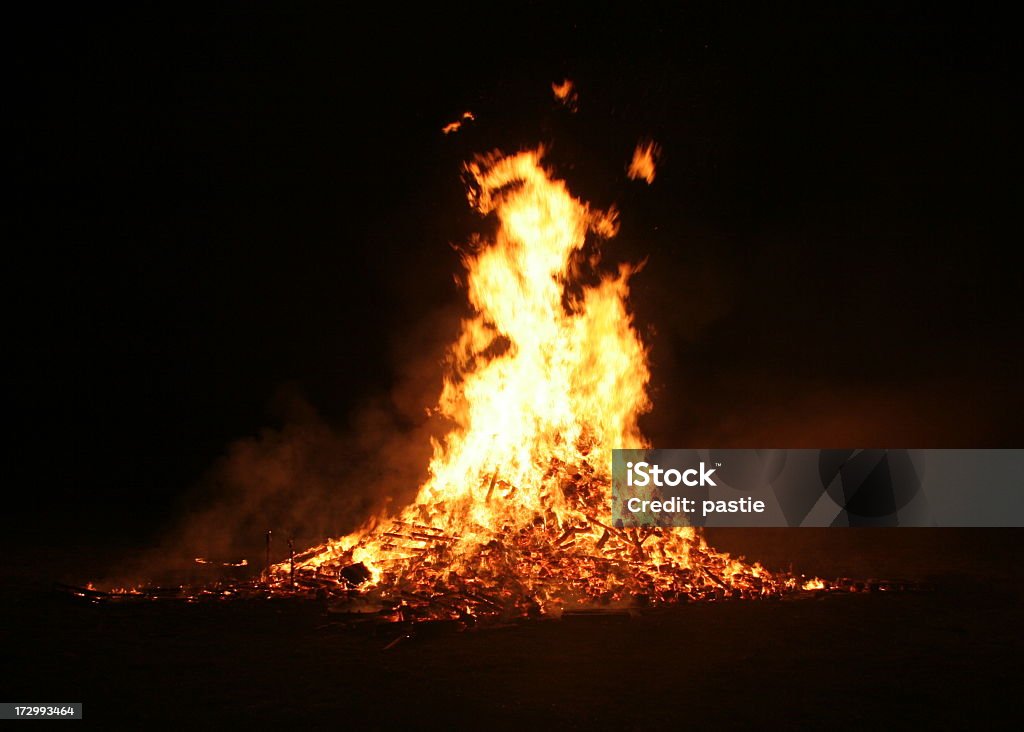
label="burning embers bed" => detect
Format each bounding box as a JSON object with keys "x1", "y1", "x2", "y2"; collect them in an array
[
  {"x1": 74, "y1": 94, "x2": 918, "y2": 626},
  {"x1": 64, "y1": 551, "x2": 916, "y2": 620},
  {"x1": 261, "y1": 460, "x2": 795, "y2": 620}
]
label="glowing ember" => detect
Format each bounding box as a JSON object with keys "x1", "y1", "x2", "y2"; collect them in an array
[
  {"x1": 267, "y1": 146, "x2": 792, "y2": 619},
  {"x1": 627, "y1": 140, "x2": 660, "y2": 184},
  {"x1": 442, "y1": 111, "x2": 475, "y2": 135},
  {"x1": 551, "y1": 79, "x2": 578, "y2": 110},
  {"x1": 195, "y1": 558, "x2": 249, "y2": 568}
]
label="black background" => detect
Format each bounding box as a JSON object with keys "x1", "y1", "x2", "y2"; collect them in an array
[{"x1": 8, "y1": 5, "x2": 1020, "y2": 539}]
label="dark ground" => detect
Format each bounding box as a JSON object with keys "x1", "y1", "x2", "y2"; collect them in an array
[{"x1": 2, "y1": 529, "x2": 1020, "y2": 729}]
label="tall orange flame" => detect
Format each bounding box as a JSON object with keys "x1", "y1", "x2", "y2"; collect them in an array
[{"x1": 425, "y1": 148, "x2": 647, "y2": 519}]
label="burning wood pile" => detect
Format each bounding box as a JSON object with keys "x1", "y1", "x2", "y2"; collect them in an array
[
  {"x1": 263, "y1": 460, "x2": 790, "y2": 623},
  {"x1": 249, "y1": 147, "x2": 800, "y2": 621}
]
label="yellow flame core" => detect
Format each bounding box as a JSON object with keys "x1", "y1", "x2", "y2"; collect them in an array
[{"x1": 275, "y1": 148, "x2": 780, "y2": 614}]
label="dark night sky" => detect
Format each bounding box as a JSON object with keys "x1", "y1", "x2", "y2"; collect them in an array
[{"x1": 8, "y1": 6, "x2": 1020, "y2": 538}]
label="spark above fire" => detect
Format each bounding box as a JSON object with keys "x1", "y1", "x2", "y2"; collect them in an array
[{"x1": 263, "y1": 140, "x2": 799, "y2": 620}]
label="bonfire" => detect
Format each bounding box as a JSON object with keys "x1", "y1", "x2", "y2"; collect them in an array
[
  {"x1": 262, "y1": 146, "x2": 798, "y2": 621},
  {"x1": 71, "y1": 104, "x2": 870, "y2": 621}
]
